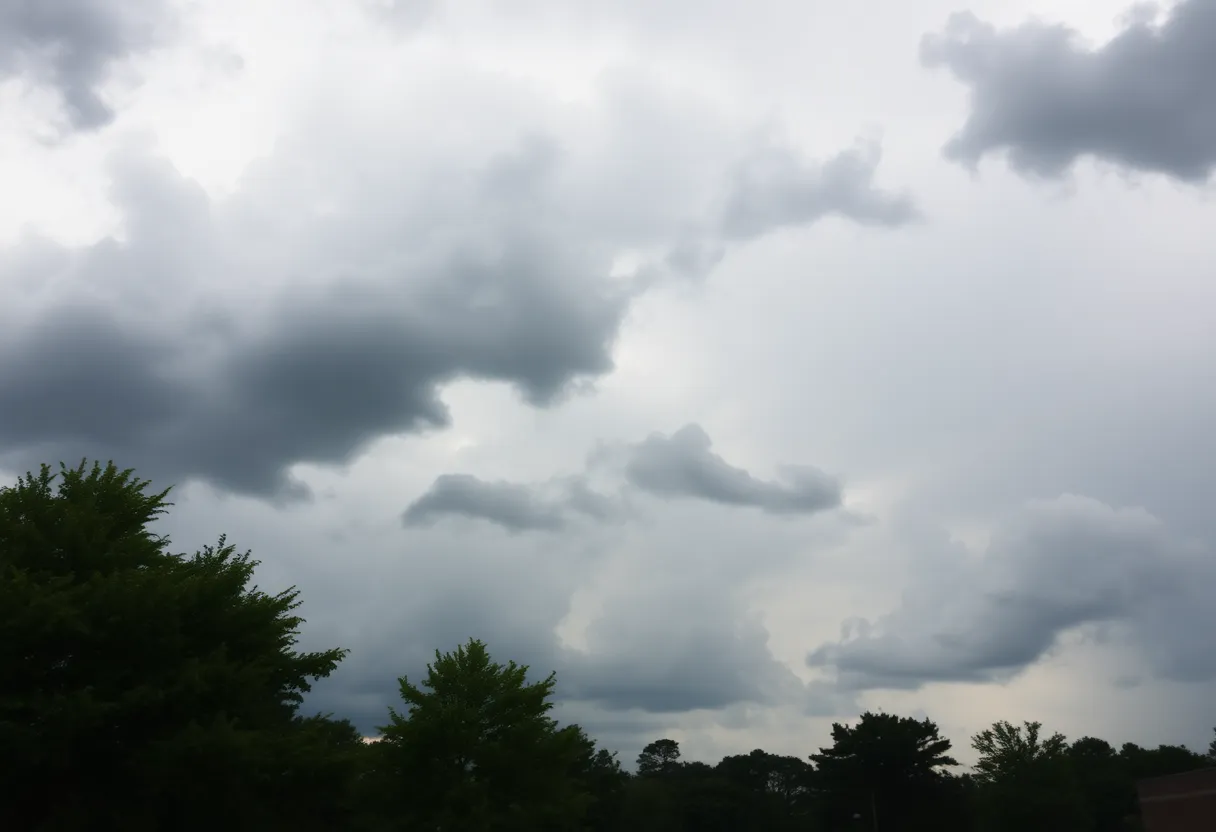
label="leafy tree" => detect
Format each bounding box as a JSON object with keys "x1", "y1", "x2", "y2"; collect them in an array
[
  {"x1": 810, "y1": 711, "x2": 958, "y2": 832},
  {"x1": 637, "y1": 738, "x2": 683, "y2": 776},
  {"x1": 971, "y1": 721, "x2": 1088, "y2": 832},
  {"x1": 1209, "y1": 726, "x2": 1216, "y2": 761},
  {"x1": 367, "y1": 638, "x2": 595, "y2": 831},
  {"x1": 972, "y1": 721, "x2": 1069, "y2": 785},
  {"x1": 0, "y1": 461, "x2": 352, "y2": 832}
]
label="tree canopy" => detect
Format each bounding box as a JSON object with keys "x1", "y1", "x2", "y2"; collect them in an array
[
  {"x1": 366, "y1": 637, "x2": 602, "y2": 831},
  {"x1": 0, "y1": 461, "x2": 353, "y2": 831},
  {"x1": 810, "y1": 712, "x2": 959, "y2": 832}
]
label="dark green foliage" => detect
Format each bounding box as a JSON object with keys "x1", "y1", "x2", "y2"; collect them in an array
[
  {"x1": 810, "y1": 711, "x2": 959, "y2": 832},
  {"x1": 971, "y1": 721, "x2": 1089, "y2": 832},
  {"x1": 367, "y1": 638, "x2": 599, "y2": 831},
  {"x1": 0, "y1": 461, "x2": 352, "y2": 831},
  {"x1": 715, "y1": 749, "x2": 816, "y2": 831}
]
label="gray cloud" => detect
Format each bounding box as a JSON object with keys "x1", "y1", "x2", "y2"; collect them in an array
[
  {"x1": 721, "y1": 141, "x2": 917, "y2": 240},
  {"x1": 402, "y1": 473, "x2": 619, "y2": 532},
  {"x1": 625, "y1": 424, "x2": 842, "y2": 515},
  {"x1": 808, "y1": 494, "x2": 1216, "y2": 690},
  {"x1": 0, "y1": 143, "x2": 628, "y2": 498},
  {"x1": 922, "y1": 1, "x2": 1216, "y2": 181},
  {"x1": 0, "y1": 0, "x2": 171, "y2": 130},
  {"x1": 0, "y1": 62, "x2": 912, "y2": 500},
  {"x1": 404, "y1": 421, "x2": 844, "y2": 531}
]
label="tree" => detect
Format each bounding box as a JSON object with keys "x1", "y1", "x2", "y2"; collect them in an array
[
  {"x1": 0, "y1": 461, "x2": 353, "y2": 831},
  {"x1": 972, "y1": 721, "x2": 1069, "y2": 785},
  {"x1": 810, "y1": 711, "x2": 959, "y2": 832},
  {"x1": 716, "y1": 750, "x2": 814, "y2": 831},
  {"x1": 1069, "y1": 737, "x2": 1138, "y2": 832},
  {"x1": 1119, "y1": 742, "x2": 1210, "y2": 781},
  {"x1": 576, "y1": 746, "x2": 628, "y2": 832},
  {"x1": 367, "y1": 638, "x2": 595, "y2": 831},
  {"x1": 1208, "y1": 726, "x2": 1215, "y2": 761},
  {"x1": 637, "y1": 738, "x2": 683, "y2": 776},
  {"x1": 971, "y1": 721, "x2": 1088, "y2": 832}
]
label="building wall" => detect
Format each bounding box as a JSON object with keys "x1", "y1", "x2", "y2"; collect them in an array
[{"x1": 1137, "y1": 767, "x2": 1216, "y2": 832}]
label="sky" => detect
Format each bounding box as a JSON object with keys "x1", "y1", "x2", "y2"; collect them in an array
[{"x1": 2, "y1": 0, "x2": 1215, "y2": 767}]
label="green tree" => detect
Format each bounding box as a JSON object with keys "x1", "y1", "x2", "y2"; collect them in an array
[
  {"x1": 575, "y1": 746, "x2": 628, "y2": 832},
  {"x1": 367, "y1": 638, "x2": 595, "y2": 831},
  {"x1": 0, "y1": 461, "x2": 353, "y2": 832},
  {"x1": 810, "y1": 711, "x2": 959, "y2": 832},
  {"x1": 972, "y1": 721, "x2": 1069, "y2": 785},
  {"x1": 971, "y1": 721, "x2": 1088, "y2": 832}
]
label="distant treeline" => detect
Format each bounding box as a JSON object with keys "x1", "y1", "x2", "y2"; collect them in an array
[{"x1": 2, "y1": 461, "x2": 1212, "y2": 831}]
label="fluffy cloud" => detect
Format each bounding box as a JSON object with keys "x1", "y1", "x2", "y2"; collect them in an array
[
  {"x1": 721, "y1": 142, "x2": 917, "y2": 241},
  {"x1": 0, "y1": 59, "x2": 911, "y2": 500},
  {"x1": 402, "y1": 474, "x2": 620, "y2": 532},
  {"x1": 0, "y1": 0, "x2": 172, "y2": 130},
  {"x1": 0, "y1": 149, "x2": 628, "y2": 498},
  {"x1": 404, "y1": 422, "x2": 842, "y2": 531},
  {"x1": 625, "y1": 424, "x2": 842, "y2": 515},
  {"x1": 808, "y1": 494, "x2": 1216, "y2": 690},
  {"x1": 922, "y1": 0, "x2": 1216, "y2": 181}
]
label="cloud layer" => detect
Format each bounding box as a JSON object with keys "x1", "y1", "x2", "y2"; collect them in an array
[
  {"x1": 4, "y1": 0, "x2": 1216, "y2": 765},
  {"x1": 0, "y1": 62, "x2": 910, "y2": 499}
]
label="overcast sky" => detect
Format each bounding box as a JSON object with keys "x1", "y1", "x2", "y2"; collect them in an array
[{"x1": 3, "y1": 0, "x2": 1215, "y2": 766}]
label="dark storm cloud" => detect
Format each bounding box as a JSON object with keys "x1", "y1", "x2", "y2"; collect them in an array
[
  {"x1": 922, "y1": 1, "x2": 1216, "y2": 181},
  {"x1": 0, "y1": 58, "x2": 917, "y2": 500},
  {"x1": 807, "y1": 495, "x2": 1216, "y2": 690},
  {"x1": 0, "y1": 0, "x2": 171, "y2": 130},
  {"x1": 402, "y1": 473, "x2": 620, "y2": 532},
  {"x1": 721, "y1": 142, "x2": 918, "y2": 240},
  {"x1": 0, "y1": 151, "x2": 629, "y2": 498},
  {"x1": 625, "y1": 424, "x2": 842, "y2": 515}
]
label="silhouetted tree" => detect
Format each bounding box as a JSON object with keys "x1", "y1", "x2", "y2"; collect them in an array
[
  {"x1": 1119, "y1": 741, "x2": 1210, "y2": 781},
  {"x1": 716, "y1": 749, "x2": 815, "y2": 831},
  {"x1": 0, "y1": 461, "x2": 353, "y2": 832},
  {"x1": 366, "y1": 638, "x2": 595, "y2": 831},
  {"x1": 1069, "y1": 737, "x2": 1138, "y2": 832},
  {"x1": 971, "y1": 721, "x2": 1088, "y2": 832},
  {"x1": 638, "y1": 738, "x2": 683, "y2": 776},
  {"x1": 576, "y1": 746, "x2": 629, "y2": 832},
  {"x1": 811, "y1": 712, "x2": 958, "y2": 832}
]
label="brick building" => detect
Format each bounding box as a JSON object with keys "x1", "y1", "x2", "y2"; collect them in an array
[{"x1": 1137, "y1": 767, "x2": 1216, "y2": 832}]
